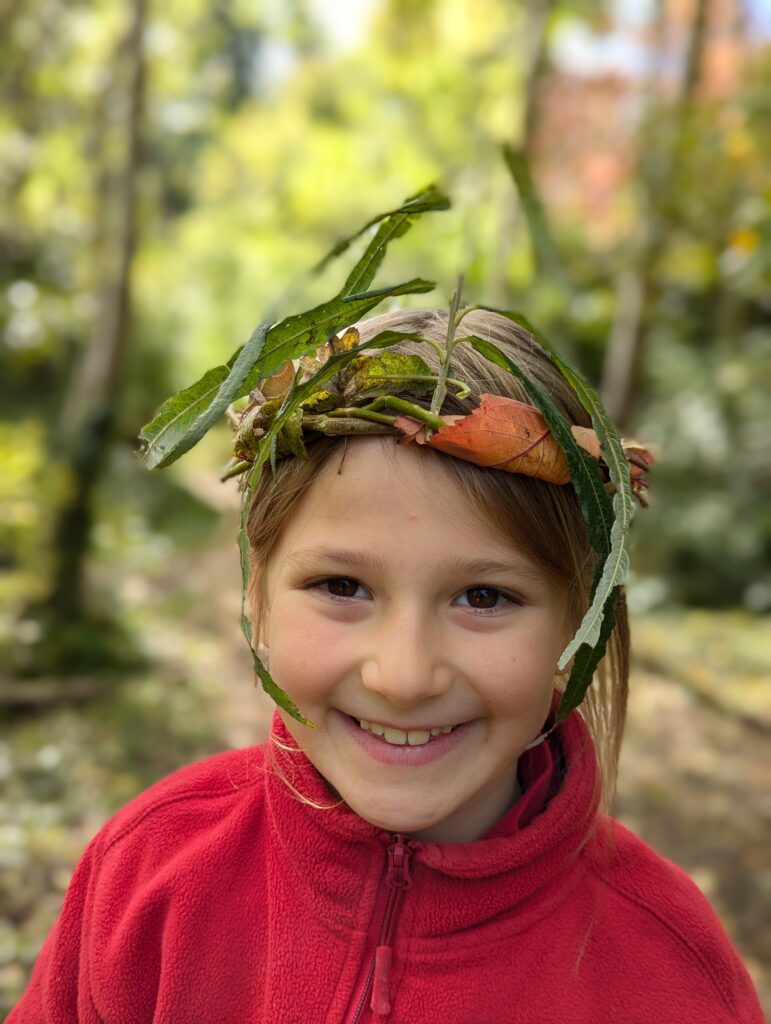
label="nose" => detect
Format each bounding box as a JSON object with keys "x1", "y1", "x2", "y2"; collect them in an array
[{"x1": 360, "y1": 604, "x2": 453, "y2": 708}]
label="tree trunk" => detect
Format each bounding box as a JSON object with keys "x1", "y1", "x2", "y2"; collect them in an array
[
  {"x1": 601, "y1": 0, "x2": 710, "y2": 428},
  {"x1": 44, "y1": 0, "x2": 147, "y2": 623},
  {"x1": 521, "y1": 0, "x2": 553, "y2": 159}
]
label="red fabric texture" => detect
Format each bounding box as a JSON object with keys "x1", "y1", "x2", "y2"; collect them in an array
[
  {"x1": 483, "y1": 732, "x2": 556, "y2": 838},
  {"x1": 9, "y1": 710, "x2": 763, "y2": 1024}
]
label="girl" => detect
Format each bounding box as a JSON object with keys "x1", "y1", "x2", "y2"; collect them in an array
[{"x1": 10, "y1": 309, "x2": 763, "y2": 1023}]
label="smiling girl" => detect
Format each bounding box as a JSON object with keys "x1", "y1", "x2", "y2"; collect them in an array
[{"x1": 9, "y1": 308, "x2": 762, "y2": 1023}]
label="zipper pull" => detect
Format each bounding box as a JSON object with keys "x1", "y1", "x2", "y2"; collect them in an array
[
  {"x1": 385, "y1": 835, "x2": 412, "y2": 889},
  {"x1": 371, "y1": 946, "x2": 393, "y2": 1016},
  {"x1": 371, "y1": 837, "x2": 413, "y2": 1017}
]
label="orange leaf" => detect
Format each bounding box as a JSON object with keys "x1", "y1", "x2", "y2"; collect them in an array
[
  {"x1": 394, "y1": 394, "x2": 655, "y2": 496},
  {"x1": 395, "y1": 393, "x2": 572, "y2": 484}
]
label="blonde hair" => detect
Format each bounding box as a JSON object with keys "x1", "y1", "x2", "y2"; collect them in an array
[{"x1": 247, "y1": 309, "x2": 629, "y2": 812}]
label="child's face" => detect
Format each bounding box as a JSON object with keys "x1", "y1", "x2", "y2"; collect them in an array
[{"x1": 262, "y1": 439, "x2": 571, "y2": 843}]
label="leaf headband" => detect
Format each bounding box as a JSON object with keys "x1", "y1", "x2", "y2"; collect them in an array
[{"x1": 139, "y1": 186, "x2": 652, "y2": 740}]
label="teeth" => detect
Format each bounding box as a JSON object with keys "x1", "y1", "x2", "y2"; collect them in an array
[
  {"x1": 357, "y1": 719, "x2": 455, "y2": 746},
  {"x1": 407, "y1": 730, "x2": 431, "y2": 746},
  {"x1": 382, "y1": 727, "x2": 407, "y2": 745}
]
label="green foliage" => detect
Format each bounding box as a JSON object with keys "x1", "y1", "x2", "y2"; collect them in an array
[
  {"x1": 314, "y1": 184, "x2": 451, "y2": 283},
  {"x1": 139, "y1": 185, "x2": 447, "y2": 470},
  {"x1": 502, "y1": 144, "x2": 562, "y2": 279},
  {"x1": 340, "y1": 351, "x2": 434, "y2": 399}
]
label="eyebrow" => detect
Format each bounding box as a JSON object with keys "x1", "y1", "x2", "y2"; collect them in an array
[{"x1": 283, "y1": 546, "x2": 545, "y2": 584}]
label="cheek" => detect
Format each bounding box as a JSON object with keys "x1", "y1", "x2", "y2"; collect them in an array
[
  {"x1": 472, "y1": 636, "x2": 559, "y2": 714},
  {"x1": 268, "y1": 607, "x2": 350, "y2": 697}
]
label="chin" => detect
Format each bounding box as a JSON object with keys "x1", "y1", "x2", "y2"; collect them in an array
[{"x1": 353, "y1": 801, "x2": 442, "y2": 836}]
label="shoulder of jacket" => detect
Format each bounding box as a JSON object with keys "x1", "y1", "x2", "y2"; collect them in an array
[
  {"x1": 587, "y1": 816, "x2": 760, "y2": 1019},
  {"x1": 97, "y1": 743, "x2": 269, "y2": 855},
  {"x1": 592, "y1": 817, "x2": 723, "y2": 931}
]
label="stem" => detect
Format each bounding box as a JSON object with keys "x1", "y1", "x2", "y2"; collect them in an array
[
  {"x1": 430, "y1": 276, "x2": 466, "y2": 417},
  {"x1": 328, "y1": 407, "x2": 397, "y2": 426},
  {"x1": 454, "y1": 303, "x2": 479, "y2": 330},
  {"x1": 366, "y1": 396, "x2": 446, "y2": 431},
  {"x1": 221, "y1": 458, "x2": 251, "y2": 481},
  {"x1": 416, "y1": 336, "x2": 446, "y2": 361},
  {"x1": 447, "y1": 377, "x2": 471, "y2": 399},
  {"x1": 302, "y1": 415, "x2": 395, "y2": 435},
  {"x1": 409, "y1": 373, "x2": 471, "y2": 398}
]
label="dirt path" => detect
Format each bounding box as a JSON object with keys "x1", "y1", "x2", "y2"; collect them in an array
[{"x1": 617, "y1": 668, "x2": 770, "y2": 1007}]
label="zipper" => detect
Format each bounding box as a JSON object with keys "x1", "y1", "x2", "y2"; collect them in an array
[{"x1": 349, "y1": 835, "x2": 413, "y2": 1023}]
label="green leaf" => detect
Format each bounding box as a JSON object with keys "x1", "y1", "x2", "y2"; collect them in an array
[
  {"x1": 312, "y1": 184, "x2": 451, "y2": 286},
  {"x1": 341, "y1": 278, "x2": 435, "y2": 304},
  {"x1": 244, "y1": 327, "x2": 411, "y2": 491},
  {"x1": 139, "y1": 280, "x2": 434, "y2": 471},
  {"x1": 502, "y1": 145, "x2": 563, "y2": 279},
  {"x1": 277, "y1": 407, "x2": 307, "y2": 458},
  {"x1": 555, "y1": 585, "x2": 620, "y2": 725},
  {"x1": 340, "y1": 352, "x2": 433, "y2": 400},
  {"x1": 252, "y1": 648, "x2": 315, "y2": 728},
  {"x1": 240, "y1": 278, "x2": 436, "y2": 393},
  {"x1": 139, "y1": 180, "x2": 446, "y2": 471},
  {"x1": 139, "y1": 363, "x2": 229, "y2": 469},
  {"x1": 468, "y1": 335, "x2": 614, "y2": 557},
  {"x1": 470, "y1": 319, "x2": 636, "y2": 704},
  {"x1": 237, "y1": 489, "x2": 314, "y2": 729},
  {"x1": 140, "y1": 322, "x2": 270, "y2": 470},
  {"x1": 544, "y1": 348, "x2": 635, "y2": 667},
  {"x1": 239, "y1": 486, "x2": 254, "y2": 647},
  {"x1": 558, "y1": 503, "x2": 629, "y2": 668}
]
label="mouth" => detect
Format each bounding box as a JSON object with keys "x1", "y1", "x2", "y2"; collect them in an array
[
  {"x1": 337, "y1": 711, "x2": 476, "y2": 766},
  {"x1": 355, "y1": 718, "x2": 459, "y2": 747}
]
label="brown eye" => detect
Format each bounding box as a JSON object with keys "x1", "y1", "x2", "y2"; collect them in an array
[
  {"x1": 325, "y1": 578, "x2": 361, "y2": 599},
  {"x1": 464, "y1": 587, "x2": 503, "y2": 610}
]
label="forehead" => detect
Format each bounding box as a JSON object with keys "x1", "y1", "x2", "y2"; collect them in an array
[{"x1": 267, "y1": 438, "x2": 540, "y2": 574}]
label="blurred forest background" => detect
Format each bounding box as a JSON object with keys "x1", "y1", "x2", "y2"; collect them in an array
[{"x1": 1, "y1": 0, "x2": 769, "y2": 1015}]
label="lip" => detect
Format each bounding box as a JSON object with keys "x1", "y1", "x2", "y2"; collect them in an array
[{"x1": 334, "y1": 709, "x2": 478, "y2": 767}]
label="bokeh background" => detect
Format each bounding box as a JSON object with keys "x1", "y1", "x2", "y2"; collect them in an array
[{"x1": 1, "y1": 0, "x2": 769, "y2": 1016}]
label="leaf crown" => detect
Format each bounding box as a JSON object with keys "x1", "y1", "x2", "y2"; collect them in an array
[{"x1": 139, "y1": 186, "x2": 652, "y2": 738}]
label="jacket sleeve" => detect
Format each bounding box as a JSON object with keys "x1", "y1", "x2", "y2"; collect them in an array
[{"x1": 7, "y1": 834, "x2": 103, "y2": 1024}]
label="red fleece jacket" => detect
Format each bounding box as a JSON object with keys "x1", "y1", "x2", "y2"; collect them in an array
[{"x1": 9, "y1": 711, "x2": 762, "y2": 1024}]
